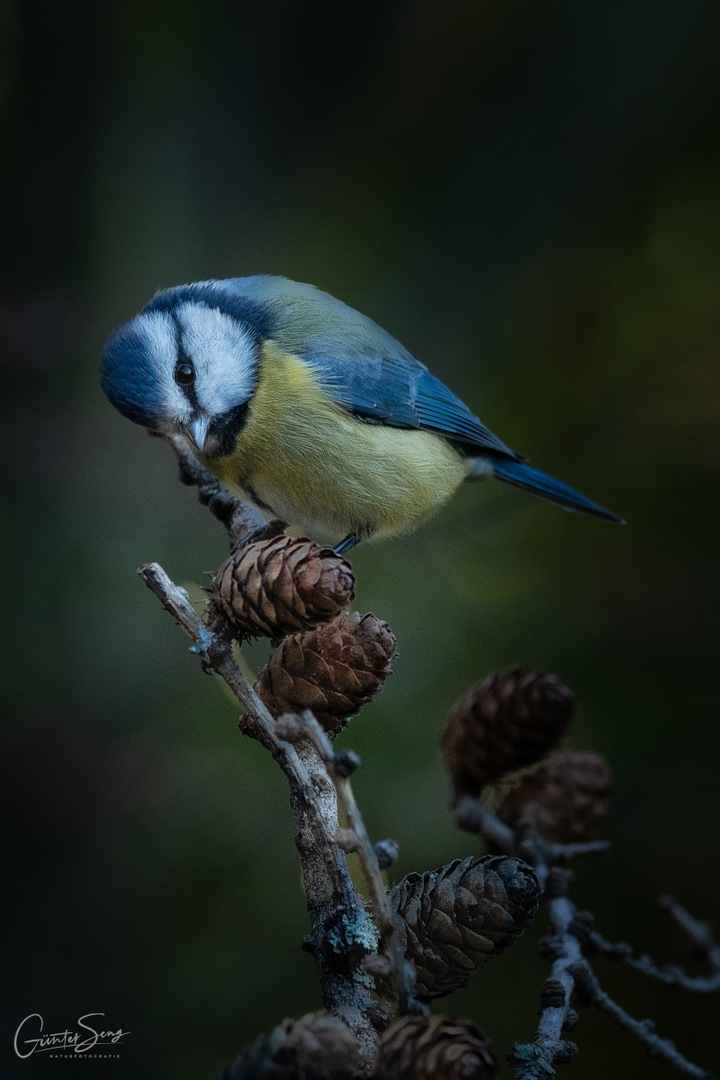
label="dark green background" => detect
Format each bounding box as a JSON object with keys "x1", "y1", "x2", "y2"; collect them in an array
[{"x1": 3, "y1": 1, "x2": 719, "y2": 1077}]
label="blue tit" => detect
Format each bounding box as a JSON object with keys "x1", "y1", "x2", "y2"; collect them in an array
[{"x1": 101, "y1": 276, "x2": 622, "y2": 553}]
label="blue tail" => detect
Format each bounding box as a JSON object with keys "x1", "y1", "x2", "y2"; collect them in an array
[{"x1": 490, "y1": 458, "x2": 624, "y2": 523}]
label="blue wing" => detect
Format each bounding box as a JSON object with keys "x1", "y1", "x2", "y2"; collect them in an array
[
  {"x1": 313, "y1": 352, "x2": 519, "y2": 459},
  {"x1": 229, "y1": 276, "x2": 519, "y2": 459}
]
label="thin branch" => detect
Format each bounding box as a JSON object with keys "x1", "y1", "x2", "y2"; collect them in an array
[
  {"x1": 509, "y1": 881, "x2": 714, "y2": 1079},
  {"x1": 454, "y1": 789, "x2": 716, "y2": 1079},
  {"x1": 585, "y1": 895, "x2": 720, "y2": 994},
  {"x1": 588, "y1": 927, "x2": 720, "y2": 994},
  {"x1": 297, "y1": 711, "x2": 427, "y2": 1018},
  {"x1": 570, "y1": 960, "x2": 714, "y2": 1080},
  {"x1": 454, "y1": 793, "x2": 517, "y2": 854},
  {"x1": 508, "y1": 874, "x2": 580, "y2": 1078},
  {"x1": 164, "y1": 433, "x2": 283, "y2": 547},
  {"x1": 544, "y1": 840, "x2": 611, "y2": 861},
  {"x1": 659, "y1": 895, "x2": 720, "y2": 971},
  {"x1": 138, "y1": 562, "x2": 383, "y2": 1065},
  {"x1": 454, "y1": 793, "x2": 609, "y2": 881}
]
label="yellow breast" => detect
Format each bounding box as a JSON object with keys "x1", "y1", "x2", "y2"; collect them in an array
[{"x1": 206, "y1": 341, "x2": 466, "y2": 540}]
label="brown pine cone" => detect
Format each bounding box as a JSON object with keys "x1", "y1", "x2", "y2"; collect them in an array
[
  {"x1": 213, "y1": 535, "x2": 354, "y2": 639},
  {"x1": 374, "y1": 1015, "x2": 498, "y2": 1080},
  {"x1": 442, "y1": 669, "x2": 573, "y2": 795},
  {"x1": 219, "y1": 1012, "x2": 361, "y2": 1079},
  {"x1": 256, "y1": 612, "x2": 396, "y2": 733},
  {"x1": 497, "y1": 750, "x2": 612, "y2": 844},
  {"x1": 387, "y1": 855, "x2": 540, "y2": 999}
]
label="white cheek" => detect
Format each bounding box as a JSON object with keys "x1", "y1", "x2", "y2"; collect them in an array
[
  {"x1": 177, "y1": 304, "x2": 257, "y2": 413},
  {"x1": 134, "y1": 310, "x2": 192, "y2": 425}
]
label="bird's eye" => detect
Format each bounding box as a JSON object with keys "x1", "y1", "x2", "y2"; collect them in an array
[{"x1": 174, "y1": 361, "x2": 195, "y2": 385}]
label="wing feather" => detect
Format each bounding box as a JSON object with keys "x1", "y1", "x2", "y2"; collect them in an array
[{"x1": 224, "y1": 277, "x2": 519, "y2": 459}]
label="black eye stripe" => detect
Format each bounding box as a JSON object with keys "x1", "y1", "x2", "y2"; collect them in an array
[{"x1": 174, "y1": 361, "x2": 195, "y2": 385}]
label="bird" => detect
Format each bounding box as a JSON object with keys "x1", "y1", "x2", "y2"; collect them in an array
[{"x1": 101, "y1": 275, "x2": 623, "y2": 554}]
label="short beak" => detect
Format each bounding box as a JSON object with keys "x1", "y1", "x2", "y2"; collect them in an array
[{"x1": 184, "y1": 415, "x2": 210, "y2": 452}]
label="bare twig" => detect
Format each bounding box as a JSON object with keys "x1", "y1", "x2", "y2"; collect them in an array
[
  {"x1": 165, "y1": 433, "x2": 283, "y2": 547},
  {"x1": 138, "y1": 562, "x2": 382, "y2": 1065},
  {"x1": 570, "y1": 960, "x2": 714, "y2": 1079},
  {"x1": 508, "y1": 879, "x2": 714, "y2": 1079},
  {"x1": 544, "y1": 840, "x2": 611, "y2": 861},
  {"x1": 659, "y1": 895, "x2": 720, "y2": 969},
  {"x1": 588, "y1": 929, "x2": 720, "y2": 994},
  {"x1": 451, "y1": 784, "x2": 713, "y2": 1078},
  {"x1": 454, "y1": 792, "x2": 608, "y2": 892},
  {"x1": 508, "y1": 873, "x2": 580, "y2": 1078},
  {"x1": 454, "y1": 793, "x2": 516, "y2": 854},
  {"x1": 586, "y1": 895, "x2": 720, "y2": 994},
  {"x1": 298, "y1": 711, "x2": 427, "y2": 1018}
]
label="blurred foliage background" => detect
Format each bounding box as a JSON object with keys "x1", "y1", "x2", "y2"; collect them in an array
[{"x1": 3, "y1": 1, "x2": 720, "y2": 1077}]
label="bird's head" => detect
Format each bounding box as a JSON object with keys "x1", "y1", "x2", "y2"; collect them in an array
[{"x1": 101, "y1": 283, "x2": 267, "y2": 459}]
